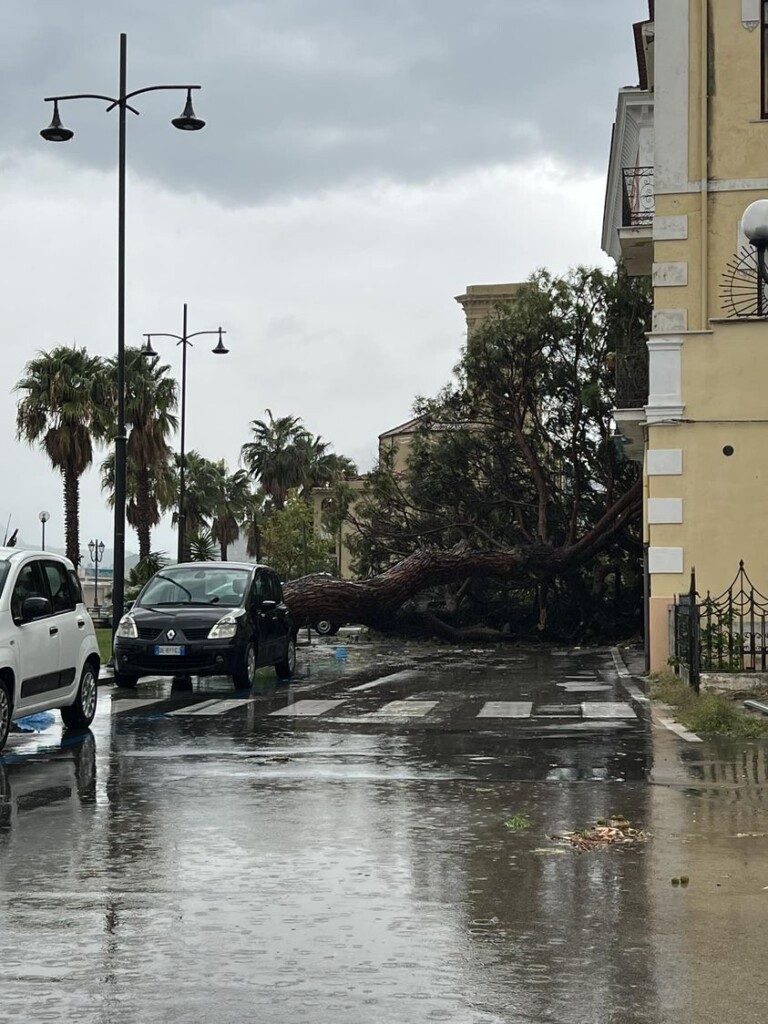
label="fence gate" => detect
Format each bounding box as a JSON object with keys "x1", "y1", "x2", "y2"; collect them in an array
[{"x1": 673, "y1": 562, "x2": 768, "y2": 692}]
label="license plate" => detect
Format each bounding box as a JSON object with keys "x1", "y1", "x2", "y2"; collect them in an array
[{"x1": 154, "y1": 645, "x2": 185, "y2": 656}]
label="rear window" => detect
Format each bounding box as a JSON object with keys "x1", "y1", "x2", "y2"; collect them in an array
[
  {"x1": 137, "y1": 566, "x2": 251, "y2": 608},
  {"x1": 0, "y1": 560, "x2": 9, "y2": 599}
]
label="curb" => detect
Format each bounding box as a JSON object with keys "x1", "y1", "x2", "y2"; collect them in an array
[{"x1": 611, "y1": 646, "x2": 651, "y2": 719}]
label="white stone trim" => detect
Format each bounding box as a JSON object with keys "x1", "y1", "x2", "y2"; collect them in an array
[
  {"x1": 646, "y1": 335, "x2": 684, "y2": 423},
  {"x1": 653, "y1": 262, "x2": 688, "y2": 287},
  {"x1": 647, "y1": 498, "x2": 683, "y2": 524},
  {"x1": 652, "y1": 309, "x2": 688, "y2": 332},
  {"x1": 647, "y1": 449, "x2": 683, "y2": 476},
  {"x1": 743, "y1": 0, "x2": 760, "y2": 30},
  {"x1": 653, "y1": 215, "x2": 688, "y2": 241},
  {"x1": 648, "y1": 547, "x2": 684, "y2": 574},
  {"x1": 654, "y1": 0, "x2": 689, "y2": 194}
]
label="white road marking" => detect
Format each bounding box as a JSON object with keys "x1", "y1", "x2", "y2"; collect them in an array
[
  {"x1": 348, "y1": 671, "x2": 423, "y2": 692},
  {"x1": 476, "y1": 701, "x2": 533, "y2": 718},
  {"x1": 170, "y1": 699, "x2": 256, "y2": 717},
  {"x1": 269, "y1": 700, "x2": 346, "y2": 717},
  {"x1": 557, "y1": 683, "x2": 612, "y2": 693},
  {"x1": 372, "y1": 700, "x2": 438, "y2": 718},
  {"x1": 166, "y1": 699, "x2": 222, "y2": 717},
  {"x1": 111, "y1": 698, "x2": 167, "y2": 714},
  {"x1": 581, "y1": 701, "x2": 637, "y2": 720},
  {"x1": 656, "y1": 716, "x2": 703, "y2": 742}
]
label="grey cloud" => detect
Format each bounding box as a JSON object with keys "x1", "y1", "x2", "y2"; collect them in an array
[{"x1": 1, "y1": 0, "x2": 648, "y2": 204}]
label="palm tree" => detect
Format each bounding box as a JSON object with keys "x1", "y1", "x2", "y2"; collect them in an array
[
  {"x1": 178, "y1": 451, "x2": 218, "y2": 558},
  {"x1": 210, "y1": 461, "x2": 252, "y2": 560},
  {"x1": 304, "y1": 452, "x2": 358, "y2": 491},
  {"x1": 15, "y1": 346, "x2": 108, "y2": 565},
  {"x1": 242, "y1": 488, "x2": 270, "y2": 561},
  {"x1": 101, "y1": 349, "x2": 178, "y2": 561},
  {"x1": 240, "y1": 410, "x2": 314, "y2": 509}
]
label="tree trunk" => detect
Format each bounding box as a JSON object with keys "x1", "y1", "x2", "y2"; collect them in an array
[
  {"x1": 220, "y1": 542, "x2": 228, "y2": 560},
  {"x1": 63, "y1": 467, "x2": 80, "y2": 566},
  {"x1": 135, "y1": 466, "x2": 153, "y2": 562}
]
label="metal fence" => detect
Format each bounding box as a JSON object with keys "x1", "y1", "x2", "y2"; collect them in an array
[
  {"x1": 622, "y1": 166, "x2": 654, "y2": 227},
  {"x1": 673, "y1": 562, "x2": 768, "y2": 692}
]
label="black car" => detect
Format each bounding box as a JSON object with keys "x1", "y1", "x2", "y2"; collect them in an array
[{"x1": 112, "y1": 562, "x2": 296, "y2": 689}]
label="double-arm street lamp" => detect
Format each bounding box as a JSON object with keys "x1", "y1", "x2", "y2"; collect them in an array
[
  {"x1": 87, "y1": 539, "x2": 106, "y2": 612},
  {"x1": 141, "y1": 303, "x2": 228, "y2": 562},
  {"x1": 40, "y1": 32, "x2": 205, "y2": 638}
]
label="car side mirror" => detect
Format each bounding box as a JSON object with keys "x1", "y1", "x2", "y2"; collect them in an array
[{"x1": 21, "y1": 595, "x2": 52, "y2": 622}]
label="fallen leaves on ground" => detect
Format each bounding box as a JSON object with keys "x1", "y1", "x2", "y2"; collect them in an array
[{"x1": 549, "y1": 816, "x2": 649, "y2": 853}]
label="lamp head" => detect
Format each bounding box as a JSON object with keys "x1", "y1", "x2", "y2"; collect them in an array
[
  {"x1": 212, "y1": 328, "x2": 228, "y2": 355},
  {"x1": 40, "y1": 101, "x2": 74, "y2": 143},
  {"x1": 172, "y1": 90, "x2": 205, "y2": 132},
  {"x1": 88, "y1": 540, "x2": 95, "y2": 557},
  {"x1": 141, "y1": 336, "x2": 158, "y2": 359},
  {"x1": 742, "y1": 200, "x2": 768, "y2": 247},
  {"x1": 98, "y1": 541, "x2": 105, "y2": 557}
]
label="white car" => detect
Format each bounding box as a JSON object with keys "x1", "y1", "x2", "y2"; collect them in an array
[{"x1": 0, "y1": 548, "x2": 100, "y2": 752}]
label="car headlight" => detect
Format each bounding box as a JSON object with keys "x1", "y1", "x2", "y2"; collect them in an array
[
  {"x1": 208, "y1": 610, "x2": 244, "y2": 639},
  {"x1": 116, "y1": 613, "x2": 138, "y2": 639}
]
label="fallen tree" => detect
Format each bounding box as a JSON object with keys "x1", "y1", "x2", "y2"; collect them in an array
[
  {"x1": 287, "y1": 267, "x2": 650, "y2": 642},
  {"x1": 284, "y1": 476, "x2": 642, "y2": 639}
]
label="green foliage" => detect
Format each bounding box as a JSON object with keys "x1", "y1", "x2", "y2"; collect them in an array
[
  {"x1": 262, "y1": 494, "x2": 335, "y2": 580},
  {"x1": 348, "y1": 267, "x2": 651, "y2": 640},
  {"x1": 651, "y1": 671, "x2": 768, "y2": 738},
  {"x1": 187, "y1": 529, "x2": 217, "y2": 562},
  {"x1": 504, "y1": 815, "x2": 531, "y2": 830}
]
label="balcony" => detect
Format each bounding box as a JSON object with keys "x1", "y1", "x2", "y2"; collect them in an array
[
  {"x1": 612, "y1": 340, "x2": 648, "y2": 462},
  {"x1": 601, "y1": 89, "x2": 654, "y2": 277}
]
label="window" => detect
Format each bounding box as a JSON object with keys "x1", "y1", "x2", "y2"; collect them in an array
[
  {"x1": 67, "y1": 569, "x2": 84, "y2": 606},
  {"x1": 43, "y1": 561, "x2": 76, "y2": 614},
  {"x1": 11, "y1": 562, "x2": 47, "y2": 621},
  {"x1": 763, "y1": 2, "x2": 768, "y2": 117}
]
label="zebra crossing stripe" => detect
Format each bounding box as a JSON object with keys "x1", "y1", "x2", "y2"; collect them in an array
[
  {"x1": 476, "y1": 702, "x2": 533, "y2": 718},
  {"x1": 111, "y1": 698, "x2": 168, "y2": 714},
  {"x1": 581, "y1": 701, "x2": 636, "y2": 719},
  {"x1": 166, "y1": 699, "x2": 222, "y2": 717},
  {"x1": 269, "y1": 699, "x2": 346, "y2": 717},
  {"x1": 348, "y1": 670, "x2": 423, "y2": 692},
  {"x1": 170, "y1": 698, "x2": 256, "y2": 717},
  {"x1": 372, "y1": 700, "x2": 438, "y2": 718}
]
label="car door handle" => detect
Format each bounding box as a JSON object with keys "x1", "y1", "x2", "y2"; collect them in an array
[
  {"x1": 49, "y1": 626, "x2": 59, "y2": 636},
  {"x1": 77, "y1": 619, "x2": 86, "y2": 629}
]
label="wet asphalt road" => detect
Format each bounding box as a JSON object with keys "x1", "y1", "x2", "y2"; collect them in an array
[{"x1": 1, "y1": 641, "x2": 768, "y2": 1023}]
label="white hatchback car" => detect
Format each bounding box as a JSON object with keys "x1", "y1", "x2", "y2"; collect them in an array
[{"x1": 0, "y1": 548, "x2": 100, "y2": 752}]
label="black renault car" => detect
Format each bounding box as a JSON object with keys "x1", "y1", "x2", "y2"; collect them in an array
[{"x1": 112, "y1": 562, "x2": 296, "y2": 689}]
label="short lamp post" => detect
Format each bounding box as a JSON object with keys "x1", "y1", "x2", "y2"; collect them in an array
[
  {"x1": 40, "y1": 32, "x2": 205, "y2": 640},
  {"x1": 39, "y1": 510, "x2": 50, "y2": 551},
  {"x1": 141, "y1": 303, "x2": 228, "y2": 562},
  {"x1": 88, "y1": 539, "x2": 106, "y2": 613},
  {"x1": 741, "y1": 200, "x2": 768, "y2": 315}
]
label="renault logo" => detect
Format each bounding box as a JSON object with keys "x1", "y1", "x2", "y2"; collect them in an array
[{"x1": 166, "y1": 629, "x2": 176, "y2": 641}]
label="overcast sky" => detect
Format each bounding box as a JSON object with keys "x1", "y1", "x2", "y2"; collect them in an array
[{"x1": 0, "y1": 0, "x2": 648, "y2": 560}]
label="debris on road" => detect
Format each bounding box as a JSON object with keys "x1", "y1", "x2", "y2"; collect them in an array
[
  {"x1": 504, "y1": 815, "x2": 531, "y2": 831},
  {"x1": 549, "y1": 815, "x2": 649, "y2": 852}
]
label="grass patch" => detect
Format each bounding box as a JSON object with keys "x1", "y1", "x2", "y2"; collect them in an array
[
  {"x1": 96, "y1": 628, "x2": 112, "y2": 665},
  {"x1": 504, "y1": 815, "x2": 531, "y2": 831},
  {"x1": 651, "y1": 671, "x2": 768, "y2": 738}
]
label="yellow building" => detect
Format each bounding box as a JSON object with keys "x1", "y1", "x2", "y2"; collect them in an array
[{"x1": 603, "y1": 1, "x2": 768, "y2": 669}]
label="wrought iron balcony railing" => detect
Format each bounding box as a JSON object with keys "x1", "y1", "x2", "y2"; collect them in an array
[
  {"x1": 614, "y1": 340, "x2": 648, "y2": 409},
  {"x1": 622, "y1": 166, "x2": 654, "y2": 227}
]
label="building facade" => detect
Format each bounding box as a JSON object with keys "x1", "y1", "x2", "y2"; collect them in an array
[{"x1": 604, "y1": 1, "x2": 768, "y2": 669}]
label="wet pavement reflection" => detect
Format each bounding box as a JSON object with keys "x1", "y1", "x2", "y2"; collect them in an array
[{"x1": 1, "y1": 644, "x2": 767, "y2": 1022}]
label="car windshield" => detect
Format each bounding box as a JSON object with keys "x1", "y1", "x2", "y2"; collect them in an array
[
  {"x1": 137, "y1": 567, "x2": 250, "y2": 608},
  {"x1": 0, "y1": 560, "x2": 9, "y2": 599}
]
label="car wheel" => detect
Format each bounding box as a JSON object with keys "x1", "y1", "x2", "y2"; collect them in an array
[
  {"x1": 113, "y1": 672, "x2": 139, "y2": 689},
  {"x1": 61, "y1": 662, "x2": 98, "y2": 730},
  {"x1": 315, "y1": 619, "x2": 339, "y2": 637},
  {"x1": 275, "y1": 637, "x2": 297, "y2": 681},
  {"x1": 232, "y1": 641, "x2": 257, "y2": 689},
  {"x1": 0, "y1": 679, "x2": 11, "y2": 753}
]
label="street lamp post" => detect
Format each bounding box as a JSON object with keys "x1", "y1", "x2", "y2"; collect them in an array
[
  {"x1": 87, "y1": 539, "x2": 106, "y2": 612},
  {"x1": 141, "y1": 303, "x2": 228, "y2": 562},
  {"x1": 38, "y1": 510, "x2": 50, "y2": 551},
  {"x1": 40, "y1": 32, "x2": 205, "y2": 638}
]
